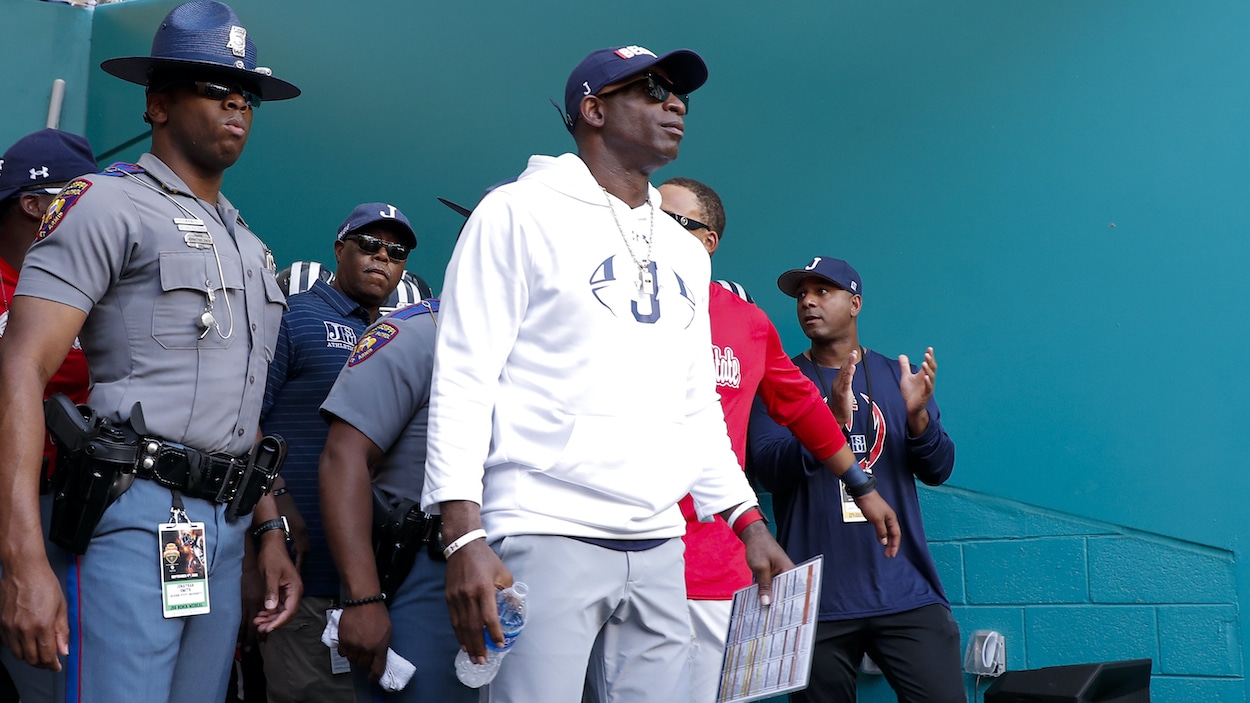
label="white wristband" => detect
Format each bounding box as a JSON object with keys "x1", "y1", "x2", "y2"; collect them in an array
[
  {"x1": 725, "y1": 502, "x2": 758, "y2": 528},
  {"x1": 442, "y1": 528, "x2": 488, "y2": 559}
]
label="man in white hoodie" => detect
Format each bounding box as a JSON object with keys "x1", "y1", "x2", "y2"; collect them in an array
[{"x1": 421, "y1": 46, "x2": 793, "y2": 702}]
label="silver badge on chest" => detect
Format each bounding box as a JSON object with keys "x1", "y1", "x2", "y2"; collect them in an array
[{"x1": 176, "y1": 217, "x2": 213, "y2": 249}]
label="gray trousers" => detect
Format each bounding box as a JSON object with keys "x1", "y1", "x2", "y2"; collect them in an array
[{"x1": 488, "y1": 535, "x2": 691, "y2": 703}]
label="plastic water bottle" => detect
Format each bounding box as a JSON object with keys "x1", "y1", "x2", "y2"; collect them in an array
[{"x1": 454, "y1": 582, "x2": 529, "y2": 688}]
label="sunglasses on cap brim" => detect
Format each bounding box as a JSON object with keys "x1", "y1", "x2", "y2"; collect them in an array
[{"x1": 597, "y1": 72, "x2": 689, "y2": 109}]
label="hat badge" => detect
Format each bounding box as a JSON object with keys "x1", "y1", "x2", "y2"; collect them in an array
[{"x1": 227, "y1": 25, "x2": 247, "y2": 58}]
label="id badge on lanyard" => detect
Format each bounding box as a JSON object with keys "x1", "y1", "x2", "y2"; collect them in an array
[{"x1": 158, "y1": 493, "x2": 211, "y2": 618}]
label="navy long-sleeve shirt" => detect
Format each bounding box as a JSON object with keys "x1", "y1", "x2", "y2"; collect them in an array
[
  {"x1": 747, "y1": 349, "x2": 955, "y2": 621},
  {"x1": 261, "y1": 280, "x2": 371, "y2": 597}
]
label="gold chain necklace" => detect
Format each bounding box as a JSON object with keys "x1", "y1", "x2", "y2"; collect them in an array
[{"x1": 601, "y1": 187, "x2": 654, "y2": 293}]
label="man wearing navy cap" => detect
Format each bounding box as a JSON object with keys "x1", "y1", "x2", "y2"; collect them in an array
[
  {"x1": 423, "y1": 46, "x2": 793, "y2": 702},
  {"x1": 259, "y1": 203, "x2": 413, "y2": 703},
  {"x1": 0, "y1": 129, "x2": 97, "y2": 454},
  {"x1": 0, "y1": 3, "x2": 301, "y2": 701},
  {"x1": 748, "y1": 257, "x2": 963, "y2": 703},
  {"x1": 657, "y1": 180, "x2": 902, "y2": 703},
  {"x1": 0, "y1": 128, "x2": 97, "y2": 701}
]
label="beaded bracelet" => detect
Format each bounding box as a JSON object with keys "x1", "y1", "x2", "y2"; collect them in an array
[
  {"x1": 271, "y1": 486, "x2": 289, "y2": 498},
  {"x1": 342, "y1": 593, "x2": 386, "y2": 607}
]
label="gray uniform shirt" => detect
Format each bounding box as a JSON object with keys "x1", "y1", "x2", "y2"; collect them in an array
[
  {"x1": 17, "y1": 153, "x2": 285, "y2": 457},
  {"x1": 319, "y1": 304, "x2": 437, "y2": 505}
]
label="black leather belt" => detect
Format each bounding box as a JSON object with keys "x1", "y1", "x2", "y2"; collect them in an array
[{"x1": 133, "y1": 437, "x2": 249, "y2": 504}]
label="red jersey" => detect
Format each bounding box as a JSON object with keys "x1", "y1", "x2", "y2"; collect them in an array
[
  {"x1": 681, "y1": 283, "x2": 846, "y2": 599},
  {"x1": 1, "y1": 256, "x2": 90, "y2": 467}
]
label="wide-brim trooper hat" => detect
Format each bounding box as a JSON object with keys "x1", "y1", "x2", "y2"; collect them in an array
[{"x1": 100, "y1": 1, "x2": 300, "y2": 101}]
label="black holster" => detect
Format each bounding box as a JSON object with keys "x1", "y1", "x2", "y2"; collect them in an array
[
  {"x1": 226, "y1": 435, "x2": 287, "y2": 521},
  {"x1": 44, "y1": 393, "x2": 288, "y2": 554},
  {"x1": 371, "y1": 487, "x2": 440, "y2": 600},
  {"x1": 44, "y1": 394, "x2": 138, "y2": 555}
]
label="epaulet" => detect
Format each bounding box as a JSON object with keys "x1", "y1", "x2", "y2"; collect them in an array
[
  {"x1": 715, "y1": 280, "x2": 755, "y2": 304},
  {"x1": 99, "y1": 162, "x2": 145, "y2": 177},
  {"x1": 390, "y1": 299, "x2": 440, "y2": 320}
]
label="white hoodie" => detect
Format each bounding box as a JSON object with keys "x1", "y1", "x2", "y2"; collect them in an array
[{"x1": 422, "y1": 154, "x2": 754, "y2": 540}]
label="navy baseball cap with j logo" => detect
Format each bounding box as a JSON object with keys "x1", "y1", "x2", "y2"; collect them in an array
[
  {"x1": 557, "y1": 45, "x2": 708, "y2": 131},
  {"x1": 776, "y1": 257, "x2": 862, "y2": 298}
]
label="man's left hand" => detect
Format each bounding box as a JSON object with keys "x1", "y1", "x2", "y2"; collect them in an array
[
  {"x1": 852, "y1": 491, "x2": 901, "y2": 557},
  {"x1": 899, "y1": 346, "x2": 937, "y2": 435},
  {"x1": 739, "y1": 521, "x2": 795, "y2": 607},
  {"x1": 253, "y1": 535, "x2": 302, "y2": 633}
]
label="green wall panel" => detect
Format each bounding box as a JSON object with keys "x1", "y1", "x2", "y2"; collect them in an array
[{"x1": 0, "y1": 0, "x2": 93, "y2": 149}]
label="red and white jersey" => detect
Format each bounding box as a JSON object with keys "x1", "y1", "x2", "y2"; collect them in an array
[{"x1": 682, "y1": 283, "x2": 846, "y2": 599}]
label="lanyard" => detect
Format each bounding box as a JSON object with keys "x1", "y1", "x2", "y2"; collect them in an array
[{"x1": 811, "y1": 347, "x2": 876, "y2": 462}]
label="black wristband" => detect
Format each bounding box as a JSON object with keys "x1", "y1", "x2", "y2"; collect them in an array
[
  {"x1": 252, "y1": 516, "x2": 289, "y2": 540},
  {"x1": 342, "y1": 593, "x2": 387, "y2": 607},
  {"x1": 845, "y1": 474, "x2": 877, "y2": 499}
]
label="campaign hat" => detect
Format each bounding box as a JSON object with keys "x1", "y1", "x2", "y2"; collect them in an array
[{"x1": 100, "y1": 1, "x2": 300, "y2": 101}]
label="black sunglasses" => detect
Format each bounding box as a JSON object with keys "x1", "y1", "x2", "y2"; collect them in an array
[
  {"x1": 663, "y1": 210, "x2": 710, "y2": 232},
  {"x1": 345, "y1": 233, "x2": 410, "y2": 261},
  {"x1": 598, "y1": 72, "x2": 690, "y2": 109},
  {"x1": 189, "y1": 81, "x2": 262, "y2": 109}
]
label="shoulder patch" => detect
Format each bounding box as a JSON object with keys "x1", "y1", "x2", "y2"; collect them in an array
[
  {"x1": 100, "y1": 162, "x2": 145, "y2": 177},
  {"x1": 390, "y1": 299, "x2": 440, "y2": 320},
  {"x1": 347, "y1": 322, "x2": 399, "y2": 366},
  {"x1": 37, "y1": 179, "x2": 92, "y2": 240}
]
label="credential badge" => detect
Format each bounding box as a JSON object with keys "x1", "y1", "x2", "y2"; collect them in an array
[{"x1": 227, "y1": 26, "x2": 247, "y2": 58}]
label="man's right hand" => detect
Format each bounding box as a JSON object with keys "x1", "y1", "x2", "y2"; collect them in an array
[
  {"x1": 336, "y1": 601, "x2": 392, "y2": 681},
  {"x1": 274, "y1": 490, "x2": 309, "y2": 573},
  {"x1": 829, "y1": 349, "x2": 859, "y2": 426},
  {"x1": 444, "y1": 538, "x2": 513, "y2": 664},
  {"x1": 0, "y1": 560, "x2": 68, "y2": 670},
  {"x1": 852, "y1": 491, "x2": 901, "y2": 558}
]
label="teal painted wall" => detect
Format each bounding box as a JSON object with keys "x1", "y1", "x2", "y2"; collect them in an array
[
  {"x1": 5, "y1": 0, "x2": 1249, "y2": 700},
  {"x1": 0, "y1": 0, "x2": 93, "y2": 148}
]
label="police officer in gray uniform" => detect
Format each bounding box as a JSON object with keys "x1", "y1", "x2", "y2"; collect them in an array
[
  {"x1": 0, "y1": 3, "x2": 301, "y2": 701},
  {"x1": 319, "y1": 300, "x2": 476, "y2": 703}
]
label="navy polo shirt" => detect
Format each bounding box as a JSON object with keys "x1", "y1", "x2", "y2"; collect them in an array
[{"x1": 261, "y1": 279, "x2": 370, "y2": 596}]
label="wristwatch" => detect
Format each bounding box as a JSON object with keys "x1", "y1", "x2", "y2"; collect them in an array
[{"x1": 252, "y1": 516, "x2": 290, "y2": 541}]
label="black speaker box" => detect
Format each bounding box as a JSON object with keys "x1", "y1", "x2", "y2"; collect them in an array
[{"x1": 984, "y1": 658, "x2": 1151, "y2": 703}]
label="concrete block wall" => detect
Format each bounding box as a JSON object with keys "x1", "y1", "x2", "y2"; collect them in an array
[{"x1": 911, "y1": 486, "x2": 1242, "y2": 703}]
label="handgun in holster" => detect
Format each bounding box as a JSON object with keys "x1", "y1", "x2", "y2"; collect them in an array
[
  {"x1": 371, "y1": 486, "x2": 438, "y2": 600},
  {"x1": 226, "y1": 434, "x2": 288, "y2": 521},
  {"x1": 44, "y1": 393, "x2": 138, "y2": 555}
]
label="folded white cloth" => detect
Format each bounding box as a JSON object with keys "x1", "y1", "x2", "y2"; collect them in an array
[{"x1": 322, "y1": 608, "x2": 416, "y2": 692}]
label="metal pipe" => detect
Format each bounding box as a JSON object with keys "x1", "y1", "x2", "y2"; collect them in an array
[{"x1": 46, "y1": 79, "x2": 66, "y2": 130}]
